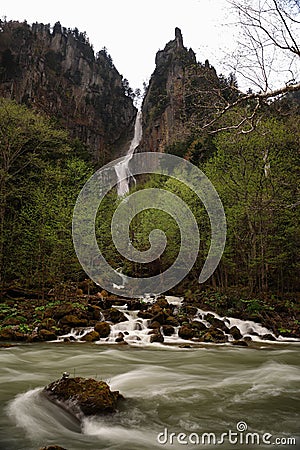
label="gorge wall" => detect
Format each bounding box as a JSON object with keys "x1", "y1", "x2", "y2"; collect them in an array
[
  {"x1": 0, "y1": 20, "x2": 136, "y2": 165},
  {"x1": 140, "y1": 28, "x2": 225, "y2": 161}
]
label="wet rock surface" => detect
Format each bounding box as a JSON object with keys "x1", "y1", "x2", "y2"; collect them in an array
[
  {"x1": 0, "y1": 287, "x2": 299, "y2": 346},
  {"x1": 43, "y1": 376, "x2": 124, "y2": 418},
  {"x1": 39, "y1": 446, "x2": 67, "y2": 450}
]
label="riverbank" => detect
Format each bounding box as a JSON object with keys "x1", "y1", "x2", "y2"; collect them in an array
[{"x1": 0, "y1": 285, "x2": 299, "y2": 345}]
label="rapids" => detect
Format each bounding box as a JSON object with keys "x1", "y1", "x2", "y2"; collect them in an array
[{"x1": 1, "y1": 343, "x2": 299, "y2": 449}]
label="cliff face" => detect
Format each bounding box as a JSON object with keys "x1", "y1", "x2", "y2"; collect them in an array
[
  {"x1": 0, "y1": 20, "x2": 136, "y2": 164},
  {"x1": 140, "y1": 28, "x2": 221, "y2": 157}
]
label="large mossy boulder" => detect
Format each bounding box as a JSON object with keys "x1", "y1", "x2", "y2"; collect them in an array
[
  {"x1": 94, "y1": 321, "x2": 111, "y2": 338},
  {"x1": 104, "y1": 308, "x2": 128, "y2": 324},
  {"x1": 60, "y1": 315, "x2": 88, "y2": 327},
  {"x1": 38, "y1": 329, "x2": 57, "y2": 341},
  {"x1": 81, "y1": 330, "x2": 100, "y2": 342},
  {"x1": 178, "y1": 325, "x2": 195, "y2": 340},
  {"x1": 149, "y1": 330, "x2": 164, "y2": 343},
  {"x1": 43, "y1": 376, "x2": 123, "y2": 418},
  {"x1": 201, "y1": 327, "x2": 227, "y2": 343},
  {"x1": 229, "y1": 325, "x2": 242, "y2": 340}
]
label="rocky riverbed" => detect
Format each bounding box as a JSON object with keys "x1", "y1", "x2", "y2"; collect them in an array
[{"x1": 0, "y1": 285, "x2": 299, "y2": 345}]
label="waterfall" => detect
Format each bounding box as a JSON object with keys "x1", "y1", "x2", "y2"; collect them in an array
[{"x1": 114, "y1": 110, "x2": 142, "y2": 196}]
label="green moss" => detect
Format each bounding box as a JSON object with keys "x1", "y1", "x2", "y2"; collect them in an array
[{"x1": 44, "y1": 376, "x2": 123, "y2": 415}]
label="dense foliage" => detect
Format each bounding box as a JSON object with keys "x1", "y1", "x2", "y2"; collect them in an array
[
  {"x1": 0, "y1": 98, "x2": 92, "y2": 290},
  {"x1": 0, "y1": 97, "x2": 299, "y2": 299},
  {"x1": 96, "y1": 111, "x2": 300, "y2": 296}
]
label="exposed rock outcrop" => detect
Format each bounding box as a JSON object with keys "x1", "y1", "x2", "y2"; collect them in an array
[
  {"x1": 140, "y1": 28, "x2": 220, "y2": 159},
  {"x1": 0, "y1": 20, "x2": 136, "y2": 164},
  {"x1": 43, "y1": 376, "x2": 123, "y2": 418}
]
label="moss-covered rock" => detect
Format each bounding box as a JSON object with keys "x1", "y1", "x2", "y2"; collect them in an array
[
  {"x1": 178, "y1": 325, "x2": 195, "y2": 340},
  {"x1": 104, "y1": 308, "x2": 128, "y2": 324},
  {"x1": 201, "y1": 328, "x2": 227, "y2": 343},
  {"x1": 149, "y1": 330, "x2": 164, "y2": 343},
  {"x1": 38, "y1": 329, "x2": 57, "y2": 341},
  {"x1": 154, "y1": 297, "x2": 169, "y2": 309},
  {"x1": 52, "y1": 304, "x2": 74, "y2": 320},
  {"x1": 60, "y1": 315, "x2": 88, "y2": 327},
  {"x1": 165, "y1": 315, "x2": 179, "y2": 326},
  {"x1": 191, "y1": 320, "x2": 208, "y2": 332},
  {"x1": 162, "y1": 324, "x2": 175, "y2": 336},
  {"x1": 0, "y1": 328, "x2": 15, "y2": 340},
  {"x1": 94, "y1": 321, "x2": 111, "y2": 338},
  {"x1": 148, "y1": 320, "x2": 161, "y2": 329},
  {"x1": 137, "y1": 310, "x2": 154, "y2": 319},
  {"x1": 81, "y1": 330, "x2": 100, "y2": 342},
  {"x1": 43, "y1": 376, "x2": 123, "y2": 418},
  {"x1": 229, "y1": 326, "x2": 242, "y2": 340},
  {"x1": 205, "y1": 314, "x2": 230, "y2": 332},
  {"x1": 39, "y1": 318, "x2": 56, "y2": 330}
]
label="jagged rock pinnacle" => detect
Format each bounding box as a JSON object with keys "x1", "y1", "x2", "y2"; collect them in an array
[{"x1": 175, "y1": 27, "x2": 183, "y2": 48}]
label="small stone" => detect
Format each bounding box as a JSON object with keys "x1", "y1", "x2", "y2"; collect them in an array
[
  {"x1": 232, "y1": 340, "x2": 248, "y2": 347},
  {"x1": 115, "y1": 332, "x2": 124, "y2": 343}
]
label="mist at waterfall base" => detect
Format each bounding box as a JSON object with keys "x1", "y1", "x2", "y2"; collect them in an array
[{"x1": 1, "y1": 341, "x2": 299, "y2": 450}]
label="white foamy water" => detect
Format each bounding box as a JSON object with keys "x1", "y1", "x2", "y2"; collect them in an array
[
  {"x1": 2, "y1": 345, "x2": 299, "y2": 450},
  {"x1": 114, "y1": 111, "x2": 142, "y2": 196},
  {"x1": 55, "y1": 296, "x2": 300, "y2": 347}
]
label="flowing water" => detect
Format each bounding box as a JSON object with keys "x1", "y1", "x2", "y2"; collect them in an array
[
  {"x1": 55, "y1": 296, "x2": 300, "y2": 346},
  {"x1": 4, "y1": 113, "x2": 298, "y2": 449},
  {"x1": 1, "y1": 341, "x2": 299, "y2": 450},
  {"x1": 114, "y1": 111, "x2": 143, "y2": 196}
]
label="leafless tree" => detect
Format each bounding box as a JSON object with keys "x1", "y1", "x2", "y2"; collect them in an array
[
  {"x1": 228, "y1": 0, "x2": 299, "y2": 93},
  {"x1": 203, "y1": 0, "x2": 300, "y2": 133}
]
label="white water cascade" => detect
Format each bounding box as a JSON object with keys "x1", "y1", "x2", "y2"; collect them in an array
[
  {"x1": 55, "y1": 296, "x2": 300, "y2": 347},
  {"x1": 114, "y1": 110, "x2": 143, "y2": 196}
]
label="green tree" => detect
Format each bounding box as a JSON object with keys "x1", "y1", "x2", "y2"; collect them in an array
[
  {"x1": 204, "y1": 115, "x2": 300, "y2": 293},
  {"x1": 0, "y1": 98, "x2": 92, "y2": 289}
]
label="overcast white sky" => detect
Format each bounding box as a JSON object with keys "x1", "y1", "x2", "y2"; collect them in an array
[{"x1": 2, "y1": 0, "x2": 237, "y2": 90}]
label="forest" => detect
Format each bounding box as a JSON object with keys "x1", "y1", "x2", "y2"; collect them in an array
[{"x1": 0, "y1": 0, "x2": 299, "y2": 315}]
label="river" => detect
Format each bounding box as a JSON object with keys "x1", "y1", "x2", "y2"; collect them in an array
[{"x1": 0, "y1": 342, "x2": 299, "y2": 450}]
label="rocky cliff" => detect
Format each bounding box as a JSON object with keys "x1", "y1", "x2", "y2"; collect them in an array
[
  {"x1": 140, "y1": 28, "x2": 223, "y2": 160},
  {"x1": 0, "y1": 20, "x2": 136, "y2": 164}
]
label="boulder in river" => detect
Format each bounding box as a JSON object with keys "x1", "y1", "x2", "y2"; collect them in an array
[
  {"x1": 80, "y1": 330, "x2": 100, "y2": 342},
  {"x1": 94, "y1": 321, "x2": 111, "y2": 338},
  {"x1": 229, "y1": 325, "x2": 242, "y2": 341},
  {"x1": 39, "y1": 446, "x2": 67, "y2": 450},
  {"x1": 104, "y1": 308, "x2": 128, "y2": 324},
  {"x1": 178, "y1": 325, "x2": 195, "y2": 340},
  {"x1": 201, "y1": 327, "x2": 227, "y2": 343},
  {"x1": 43, "y1": 375, "x2": 124, "y2": 418}
]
